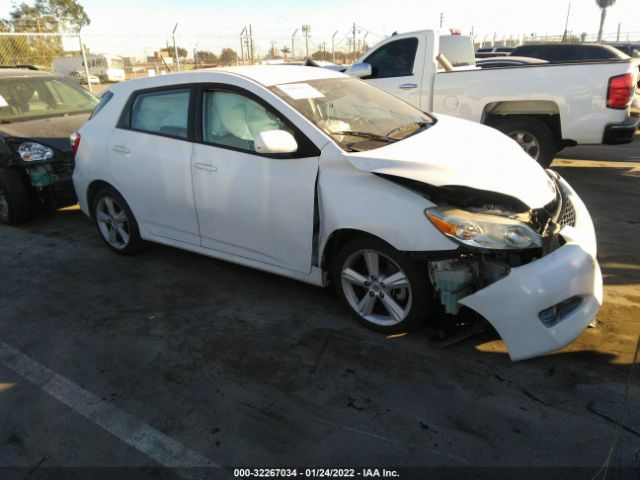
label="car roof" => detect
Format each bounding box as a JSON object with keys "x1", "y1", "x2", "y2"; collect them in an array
[
  {"x1": 0, "y1": 68, "x2": 59, "y2": 78},
  {"x1": 110, "y1": 65, "x2": 346, "y2": 94},
  {"x1": 212, "y1": 65, "x2": 345, "y2": 86}
]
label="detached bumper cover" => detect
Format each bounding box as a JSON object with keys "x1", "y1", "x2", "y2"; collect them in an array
[
  {"x1": 459, "y1": 176, "x2": 603, "y2": 361},
  {"x1": 602, "y1": 116, "x2": 639, "y2": 144}
]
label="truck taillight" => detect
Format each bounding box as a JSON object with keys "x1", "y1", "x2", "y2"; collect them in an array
[
  {"x1": 607, "y1": 73, "x2": 634, "y2": 109},
  {"x1": 70, "y1": 131, "x2": 81, "y2": 155}
]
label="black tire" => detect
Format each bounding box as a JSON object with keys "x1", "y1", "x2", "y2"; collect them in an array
[
  {"x1": 0, "y1": 168, "x2": 31, "y2": 225},
  {"x1": 495, "y1": 117, "x2": 556, "y2": 168},
  {"x1": 92, "y1": 186, "x2": 144, "y2": 254},
  {"x1": 332, "y1": 237, "x2": 430, "y2": 333}
]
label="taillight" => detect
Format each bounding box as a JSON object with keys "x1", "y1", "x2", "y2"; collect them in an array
[
  {"x1": 70, "y1": 131, "x2": 81, "y2": 155},
  {"x1": 607, "y1": 73, "x2": 634, "y2": 109}
]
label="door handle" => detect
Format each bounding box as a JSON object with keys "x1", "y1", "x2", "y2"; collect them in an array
[
  {"x1": 194, "y1": 163, "x2": 218, "y2": 172},
  {"x1": 399, "y1": 83, "x2": 417, "y2": 90},
  {"x1": 112, "y1": 145, "x2": 130, "y2": 154}
]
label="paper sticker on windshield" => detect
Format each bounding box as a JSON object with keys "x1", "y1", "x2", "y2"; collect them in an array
[
  {"x1": 0, "y1": 95, "x2": 8, "y2": 108},
  {"x1": 276, "y1": 83, "x2": 324, "y2": 100}
]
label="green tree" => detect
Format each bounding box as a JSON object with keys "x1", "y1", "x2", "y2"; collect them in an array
[
  {"x1": 8, "y1": 0, "x2": 90, "y2": 32},
  {"x1": 219, "y1": 48, "x2": 238, "y2": 65},
  {"x1": 196, "y1": 50, "x2": 218, "y2": 64},
  {"x1": 596, "y1": 0, "x2": 616, "y2": 41},
  {"x1": 160, "y1": 46, "x2": 188, "y2": 58},
  {"x1": 280, "y1": 46, "x2": 290, "y2": 59}
]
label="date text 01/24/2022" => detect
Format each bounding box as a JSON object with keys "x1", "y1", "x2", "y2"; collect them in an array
[{"x1": 233, "y1": 468, "x2": 400, "y2": 478}]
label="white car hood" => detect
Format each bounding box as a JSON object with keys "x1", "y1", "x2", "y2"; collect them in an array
[{"x1": 347, "y1": 114, "x2": 556, "y2": 209}]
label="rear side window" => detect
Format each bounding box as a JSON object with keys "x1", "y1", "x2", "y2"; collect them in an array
[
  {"x1": 364, "y1": 37, "x2": 418, "y2": 78},
  {"x1": 130, "y1": 88, "x2": 190, "y2": 139}
]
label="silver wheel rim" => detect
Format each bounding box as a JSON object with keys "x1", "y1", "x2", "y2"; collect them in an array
[
  {"x1": 341, "y1": 249, "x2": 412, "y2": 327},
  {"x1": 0, "y1": 188, "x2": 8, "y2": 222},
  {"x1": 509, "y1": 130, "x2": 540, "y2": 159},
  {"x1": 96, "y1": 196, "x2": 130, "y2": 249}
]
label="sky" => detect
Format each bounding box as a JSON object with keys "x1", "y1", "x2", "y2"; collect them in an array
[{"x1": 1, "y1": 0, "x2": 639, "y2": 58}]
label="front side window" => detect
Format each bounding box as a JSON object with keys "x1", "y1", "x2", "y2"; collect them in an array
[
  {"x1": 363, "y1": 37, "x2": 418, "y2": 78},
  {"x1": 202, "y1": 90, "x2": 291, "y2": 152},
  {"x1": 271, "y1": 77, "x2": 435, "y2": 152},
  {"x1": 130, "y1": 89, "x2": 189, "y2": 138}
]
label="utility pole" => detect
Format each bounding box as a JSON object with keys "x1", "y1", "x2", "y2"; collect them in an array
[
  {"x1": 240, "y1": 27, "x2": 246, "y2": 65},
  {"x1": 352, "y1": 22, "x2": 356, "y2": 64},
  {"x1": 439, "y1": 12, "x2": 444, "y2": 28},
  {"x1": 249, "y1": 24, "x2": 254, "y2": 65},
  {"x1": 172, "y1": 23, "x2": 180, "y2": 72},
  {"x1": 291, "y1": 28, "x2": 298, "y2": 62},
  {"x1": 562, "y1": 2, "x2": 571, "y2": 42},
  {"x1": 302, "y1": 24, "x2": 310, "y2": 59},
  {"x1": 332, "y1": 30, "x2": 338, "y2": 63},
  {"x1": 616, "y1": 22, "x2": 621, "y2": 41}
]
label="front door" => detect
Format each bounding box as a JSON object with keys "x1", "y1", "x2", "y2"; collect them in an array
[
  {"x1": 361, "y1": 36, "x2": 424, "y2": 108},
  {"x1": 191, "y1": 88, "x2": 319, "y2": 273}
]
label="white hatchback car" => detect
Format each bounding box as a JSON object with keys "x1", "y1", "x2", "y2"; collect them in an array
[{"x1": 73, "y1": 66, "x2": 602, "y2": 361}]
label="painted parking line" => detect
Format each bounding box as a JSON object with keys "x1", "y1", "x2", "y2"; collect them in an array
[{"x1": 0, "y1": 340, "x2": 226, "y2": 478}]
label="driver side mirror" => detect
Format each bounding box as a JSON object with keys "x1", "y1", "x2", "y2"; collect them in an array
[
  {"x1": 346, "y1": 63, "x2": 372, "y2": 78},
  {"x1": 254, "y1": 130, "x2": 298, "y2": 154}
]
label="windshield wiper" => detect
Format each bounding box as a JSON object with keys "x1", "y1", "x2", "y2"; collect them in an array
[
  {"x1": 333, "y1": 130, "x2": 398, "y2": 143},
  {"x1": 386, "y1": 121, "x2": 430, "y2": 139}
]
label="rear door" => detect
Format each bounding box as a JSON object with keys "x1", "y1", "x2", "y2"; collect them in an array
[{"x1": 108, "y1": 86, "x2": 200, "y2": 244}]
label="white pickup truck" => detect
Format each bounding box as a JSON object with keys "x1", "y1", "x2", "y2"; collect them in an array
[{"x1": 348, "y1": 30, "x2": 639, "y2": 166}]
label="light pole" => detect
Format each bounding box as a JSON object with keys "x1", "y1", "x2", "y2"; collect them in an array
[
  {"x1": 302, "y1": 24, "x2": 310, "y2": 59},
  {"x1": 291, "y1": 28, "x2": 297, "y2": 61},
  {"x1": 332, "y1": 30, "x2": 338, "y2": 63},
  {"x1": 172, "y1": 23, "x2": 180, "y2": 72}
]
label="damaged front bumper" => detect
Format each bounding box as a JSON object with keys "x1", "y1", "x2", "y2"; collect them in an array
[
  {"x1": 458, "y1": 176, "x2": 602, "y2": 361},
  {"x1": 25, "y1": 159, "x2": 77, "y2": 208}
]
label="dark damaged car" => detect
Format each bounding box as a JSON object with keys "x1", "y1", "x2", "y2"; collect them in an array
[{"x1": 0, "y1": 68, "x2": 99, "y2": 224}]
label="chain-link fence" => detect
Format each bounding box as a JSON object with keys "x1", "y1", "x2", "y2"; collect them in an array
[
  {"x1": 0, "y1": 32, "x2": 99, "y2": 90},
  {"x1": 1, "y1": 27, "x2": 638, "y2": 96}
]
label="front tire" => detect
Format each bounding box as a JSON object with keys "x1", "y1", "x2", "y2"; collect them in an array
[
  {"x1": 93, "y1": 187, "x2": 144, "y2": 254},
  {"x1": 332, "y1": 237, "x2": 430, "y2": 333},
  {"x1": 0, "y1": 168, "x2": 31, "y2": 225},
  {"x1": 495, "y1": 117, "x2": 556, "y2": 168}
]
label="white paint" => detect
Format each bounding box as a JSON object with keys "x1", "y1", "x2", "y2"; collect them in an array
[
  {"x1": 0, "y1": 95, "x2": 8, "y2": 108},
  {"x1": 354, "y1": 30, "x2": 638, "y2": 144},
  {"x1": 0, "y1": 340, "x2": 221, "y2": 474},
  {"x1": 73, "y1": 67, "x2": 603, "y2": 361}
]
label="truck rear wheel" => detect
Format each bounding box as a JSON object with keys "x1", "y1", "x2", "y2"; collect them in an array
[
  {"x1": 496, "y1": 117, "x2": 555, "y2": 168},
  {"x1": 0, "y1": 168, "x2": 31, "y2": 225}
]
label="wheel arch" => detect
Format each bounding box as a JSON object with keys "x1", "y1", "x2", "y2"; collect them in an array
[
  {"x1": 320, "y1": 228, "x2": 393, "y2": 276},
  {"x1": 86, "y1": 180, "x2": 117, "y2": 218},
  {"x1": 482, "y1": 101, "x2": 563, "y2": 148}
]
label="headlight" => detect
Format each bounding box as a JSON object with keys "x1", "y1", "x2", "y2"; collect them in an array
[
  {"x1": 17, "y1": 142, "x2": 54, "y2": 162},
  {"x1": 425, "y1": 207, "x2": 542, "y2": 250}
]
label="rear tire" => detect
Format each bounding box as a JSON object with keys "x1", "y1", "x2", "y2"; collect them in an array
[
  {"x1": 332, "y1": 237, "x2": 430, "y2": 334},
  {"x1": 92, "y1": 186, "x2": 144, "y2": 254},
  {"x1": 0, "y1": 168, "x2": 31, "y2": 225},
  {"x1": 495, "y1": 117, "x2": 556, "y2": 168}
]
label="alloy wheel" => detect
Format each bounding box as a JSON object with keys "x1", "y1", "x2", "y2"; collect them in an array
[
  {"x1": 508, "y1": 130, "x2": 540, "y2": 159},
  {"x1": 96, "y1": 196, "x2": 130, "y2": 249},
  {"x1": 340, "y1": 249, "x2": 413, "y2": 326}
]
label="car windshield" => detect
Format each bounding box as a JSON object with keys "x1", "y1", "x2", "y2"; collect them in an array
[
  {"x1": 270, "y1": 77, "x2": 435, "y2": 152},
  {"x1": 0, "y1": 76, "x2": 99, "y2": 123}
]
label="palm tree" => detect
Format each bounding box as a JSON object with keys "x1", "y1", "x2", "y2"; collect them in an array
[{"x1": 596, "y1": 0, "x2": 616, "y2": 42}]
